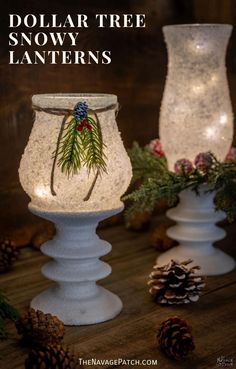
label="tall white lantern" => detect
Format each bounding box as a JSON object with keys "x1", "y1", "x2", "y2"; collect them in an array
[
  {"x1": 19, "y1": 93, "x2": 132, "y2": 325},
  {"x1": 157, "y1": 24, "x2": 235, "y2": 275},
  {"x1": 160, "y1": 24, "x2": 233, "y2": 170}
]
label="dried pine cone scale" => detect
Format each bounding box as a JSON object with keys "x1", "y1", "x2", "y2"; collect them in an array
[
  {"x1": 25, "y1": 344, "x2": 83, "y2": 369},
  {"x1": 158, "y1": 317, "x2": 195, "y2": 360},
  {"x1": 148, "y1": 259, "x2": 206, "y2": 304},
  {"x1": 16, "y1": 308, "x2": 65, "y2": 347}
]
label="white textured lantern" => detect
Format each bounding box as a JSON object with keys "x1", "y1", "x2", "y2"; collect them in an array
[
  {"x1": 157, "y1": 24, "x2": 235, "y2": 275},
  {"x1": 19, "y1": 93, "x2": 132, "y2": 325},
  {"x1": 160, "y1": 24, "x2": 233, "y2": 170},
  {"x1": 20, "y1": 94, "x2": 131, "y2": 211}
]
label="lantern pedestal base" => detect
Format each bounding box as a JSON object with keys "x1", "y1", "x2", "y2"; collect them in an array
[
  {"x1": 157, "y1": 245, "x2": 235, "y2": 276},
  {"x1": 29, "y1": 204, "x2": 123, "y2": 325},
  {"x1": 156, "y1": 187, "x2": 235, "y2": 276},
  {"x1": 31, "y1": 286, "x2": 122, "y2": 326}
]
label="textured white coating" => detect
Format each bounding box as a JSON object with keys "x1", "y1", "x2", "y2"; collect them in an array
[
  {"x1": 157, "y1": 186, "x2": 235, "y2": 276},
  {"x1": 29, "y1": 206, "x2": 123, "y2": 325},
  {"x1": 19, "y1": 94, "x2": 132, "y2": 211},
  {"x1": 159, "y1": 24, "x2": 233, "y2": 170}
]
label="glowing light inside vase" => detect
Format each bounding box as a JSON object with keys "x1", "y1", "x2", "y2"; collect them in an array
[
  {"x1": 35, "y1": 184, "x2": 50, "y2": 199},
  {"x1": 19, "y1": 94, "x2": 132, "y2": 212},
  {"x1": 160, "y1": 24, "x2": 234, "y2": 170}
]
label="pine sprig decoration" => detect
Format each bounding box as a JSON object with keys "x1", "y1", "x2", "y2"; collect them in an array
[
  {"x1": 56, "y1": 102, "x2": 107, "y2": 177},
  {"x1": 123, "y1": 141, "x2": 236, "y2": 222},
  {"x1": 0, "y1": 290, "x2": 19, "y2": 339},
  {"x1": 80, "y1": 116, "x2": 107, "y2": 174},
  {"x1": 128, "y1": 141, "x2": 167, "y2": 182},
  {"x1": 57, "y1": 118, "x2": 82, "y2": 176}
]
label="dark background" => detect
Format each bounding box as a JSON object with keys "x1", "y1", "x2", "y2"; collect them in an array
[{"x1": 0, "y1": 0, "x2": 236, "y2": 237}]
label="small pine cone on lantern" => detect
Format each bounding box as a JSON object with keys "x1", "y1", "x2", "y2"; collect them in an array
[
  {"x1": 16, "y1": 308, "x2": 65, "y2": 347},
  {"x1": 25, "y1": 344, "x2": 83, "y2": 369},
  {"x1": 148, "y1": 259, "x2": 206, "y2": 304},
  {"x1": 0, "y1": 237, "x2": 19, "y2": 273},
  {"x1": 157, "y1": 317, "x2": 195, "y2": 360}
]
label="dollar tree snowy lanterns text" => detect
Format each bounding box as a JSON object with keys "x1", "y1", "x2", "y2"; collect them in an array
[{"x1": 9, "y1": 13, "x2": 146, "y2": 64}]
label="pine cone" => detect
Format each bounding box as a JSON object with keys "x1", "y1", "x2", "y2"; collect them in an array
[
  {"x1": 148, "y1": 259, "x2": 205, "y2": 304},
  {"x1": 157, "y1": 317, "x2": 195, "y2": 360},
  {"x1": 74, "y1": 102, "x2": 88, "y2": 121},
  {"x1": 25, "y1": 345, "x2": 83, "y2": 369},
  {"x1": 16, "y1": 308, "x2": 65, "y2": 347},
  {"x1": 0, "y1": 238, "x2": 19, "y2": 273},
  {"x1": 126, "y1": 211, "x2": 151, "y2": 231},
  {"x1": 150, "y1": 223, "x2": 178, "y2": 251}
]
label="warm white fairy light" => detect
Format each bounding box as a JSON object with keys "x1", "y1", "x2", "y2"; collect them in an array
[{"x1": 34, "y1": 184, "x2": 50, "y2": 199}]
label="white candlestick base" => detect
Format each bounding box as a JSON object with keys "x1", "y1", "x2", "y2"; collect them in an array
[
  {"x1": 29, "y1": 204, "x2": 123, "y2": 325},
  {"x1": 157, "y1": 187, "x2": 235, "y2": 276}
]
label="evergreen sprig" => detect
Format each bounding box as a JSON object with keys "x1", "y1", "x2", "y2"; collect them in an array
[
  {"x1": 0, "y1": 290, "x2": 19, "y2": 339},
  {"x1": 128, "y1": 142, "x2": 167, "y2": 181},
  {"x1": 57, "y1": 118, "x2": 82, "y2": 176},
  {"x1": 123, "y1": 142, "x2": 236, "y2": 222},
  {"x1": 56, "y1": 108, "x2": 107, "y2": 177},
  {"x1": 80, "y1": 116, "x2": 107, "y2": 174}
]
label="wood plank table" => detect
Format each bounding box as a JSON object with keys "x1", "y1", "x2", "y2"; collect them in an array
[{"x1": 1, "y1": 219, "x2": 236, "y2": 369}]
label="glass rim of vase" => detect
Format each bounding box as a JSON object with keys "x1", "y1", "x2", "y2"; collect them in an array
[
  {"x1": 32, "y1": 93, "x2": 117, "y2": 109},
  {"x1": 163, "y1": 23, "x2": 232, "y2": 30}
]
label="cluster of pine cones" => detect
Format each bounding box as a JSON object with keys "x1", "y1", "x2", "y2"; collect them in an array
[
  {"x1": 16, "y1": 308, "x2": 83, "y2": 368},
  {"x1": 147, "y1": 259, "x2": 203, "y2": 360}
]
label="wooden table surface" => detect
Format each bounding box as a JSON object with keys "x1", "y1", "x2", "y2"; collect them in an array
[{"x1": 1, "y1": 219, "x2": 236, "y2": 369}]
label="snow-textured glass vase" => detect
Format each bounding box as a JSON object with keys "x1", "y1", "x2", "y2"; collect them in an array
[
  {"x1": 157, "y1": 24, "x2": 235, "y2": 276},
  {"x1": 160, "y1": 24, "x2": 233, "y2": 170},
  {"x1": 19, "y1": 93, "x2": 132, "y2": 325},
  {"x1": 19, "y1": 93, "x2": 132, "y2": 211}
]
